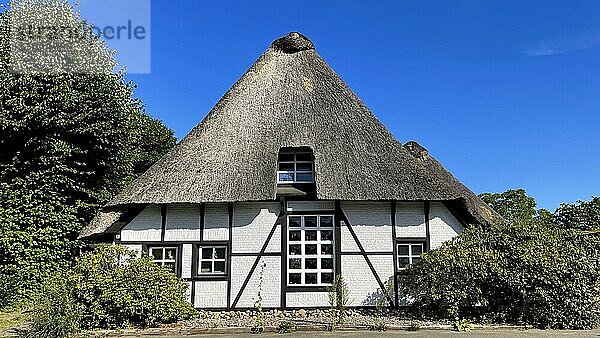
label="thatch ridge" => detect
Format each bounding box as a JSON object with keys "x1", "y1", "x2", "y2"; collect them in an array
[{"x1": 80, "y1": 32, "x2": 497, "y2": 238}]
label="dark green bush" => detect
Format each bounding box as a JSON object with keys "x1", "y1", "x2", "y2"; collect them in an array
[
  {"x1": 23, "y1": 245, "x2": 196, "y2": 337},
  {"x1": 400, "y1": 220, "x2": 600, "y2": 329}
]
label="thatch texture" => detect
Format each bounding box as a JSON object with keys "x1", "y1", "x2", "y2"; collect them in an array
[{"x1": 81, "y1": 32, "x2": 498, "y2": 238}]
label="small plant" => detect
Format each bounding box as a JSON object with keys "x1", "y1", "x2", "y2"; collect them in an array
[
  {"x1": 276, "y1": 321, "x2": 295, "y2": 334},
  {"x1": 453, "y1": 318, "x2": 473, "y2": 332},
  {"x1": 369, "y1": 280, "x2": 393, "y2": 331},
  {"x1": 251, "y1": 262, "x2": 267, "y2": 334},
  {"x1": 407, "y1": 322, "x2": 421, "y2": 331},
  {"x1": 327, "y1": 275, "x2": 350, "y2": 331}
]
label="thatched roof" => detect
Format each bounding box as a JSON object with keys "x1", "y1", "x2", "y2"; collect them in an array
[{"x1": 80, "y1": 32, "x2": 499, "y2": 239}]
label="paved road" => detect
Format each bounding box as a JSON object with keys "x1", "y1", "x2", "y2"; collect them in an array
[{"x1": 155, "y1": 329, "x2": 600, "y2": 337}]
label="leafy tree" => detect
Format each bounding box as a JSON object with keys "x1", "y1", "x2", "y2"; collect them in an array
[
  {"x1": 479, "y1": 189, "x2": 538, "y2": 223},
  {"x1": 553, "y1": 197, "x2": 600, "y2": 231},
  {"x1": 0, "y1": 0, "x2": 176, "y2": 307}
]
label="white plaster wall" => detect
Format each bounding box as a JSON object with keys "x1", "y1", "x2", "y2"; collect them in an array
[
  {"x1": 341, "y1": 254, "x2": 395, "y2": 306},
  {"x1": 194, "y1": 281, "x2": 228, "y2": 308},
  {"x1": 230, "y1": 256, "x2": 281, "y2": 308},
  {"x1": 265, "y1": 224, "x2": 281, "y2": 253},
  {"x1": 429, "y1": 202, "x2": 463, "y2": 249},
  {"x1": 184, "y1": 281, "x2": 192, "y2": 303},
  {"x1": 120, "y1": 205, "x2": 161, "y2": 242},
  {"x1": 396, "y1": 202, "x2": 426, "y2": 238},
  {"x1": 340, "y1": 221, "x2": 360, "y2": 253},
  {"x1": 164, "y1": 204, "x2": 200, "y2": 241},
  {"x1": 204, "y1": 203, "x2": 229, "y2": 241},
  {"x1": 341, "y1": 201, "x2": 393, "y2": 252},
  {"x1": 287, "y1": 201, "x2": 334, "y2": 212},
  {"x1": 286, "y1": 292, "x2": 330, "y2": 308},
  {"x1": 232, "y1": 202, "x2": 280, "y2": 254},
  {"x1": 181, "y1": 244, "x2": 193, "y2": 279}
]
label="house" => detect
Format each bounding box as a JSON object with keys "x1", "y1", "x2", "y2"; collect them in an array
[{"x1": 79, "y1": 32, "x2": 498, "y2": 309}]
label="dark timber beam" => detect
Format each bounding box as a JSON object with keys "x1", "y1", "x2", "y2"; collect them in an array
[
  {"x1": 390, "y1": 200, "x2": 399, "y2": 308},
  {"x1": 231, "y1": 216, "x2": 280, "y2": 309},
  {"x1": 339, "y1": 207, "x2": 394, "y2": 307}
]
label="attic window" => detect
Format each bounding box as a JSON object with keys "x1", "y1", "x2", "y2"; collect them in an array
[{"x1": 277, "y1": 151, "x2": 314, "y2": 183}]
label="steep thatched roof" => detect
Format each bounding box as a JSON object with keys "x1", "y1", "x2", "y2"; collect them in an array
[{"x1": 80, "y1": 32, "x2": 498, "y2": 239}]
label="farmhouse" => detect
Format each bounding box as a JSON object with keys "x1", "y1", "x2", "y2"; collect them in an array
[{"x1": 80, "y1": 32, "x2": 498, "y2": 309}]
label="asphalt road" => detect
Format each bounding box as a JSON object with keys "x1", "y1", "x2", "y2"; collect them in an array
[{"x1": 155, "y1": 329, "x2": 600, "y2": 337}]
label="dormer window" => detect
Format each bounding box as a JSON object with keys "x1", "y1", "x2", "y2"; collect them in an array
[{"x1": 277, "y1": 150, "x2": 314, "y2": 183}]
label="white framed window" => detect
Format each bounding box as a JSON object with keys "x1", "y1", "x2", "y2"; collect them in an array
[
  {"x1": 198, "y1": 246, "x2": 227, "y2": 275},
  {"x1": 287, "y1": 215, "x2": 334, "y2": 286},
  {"x1": 277, "y1": 152, "x2": 314, "y2": 183},
  {"x1": 396, "y1": 242, "x2": 424, "y2": 271},
  {"x1": 149, "y1": 246, "x2": 178, "y2": 274}
]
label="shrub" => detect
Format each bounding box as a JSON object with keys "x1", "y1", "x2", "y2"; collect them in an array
[
  {"x1": 276, "y1": 321, "x2": 295, "y2": 334},
  {"x1": 23, "y1": 245, "x2": 195, "y2": 337},
  {"x1": 453, "y1": 319, "x2": 473, "y2": 332},
  {"x1": 400, "y1": 220, "x2": 600, "y2": 329},
  {"x1": 327, "y1": 275, "x2": 350, "y2": 330}
]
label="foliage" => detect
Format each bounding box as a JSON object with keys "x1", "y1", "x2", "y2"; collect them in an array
[
  {"x1": 453, "y1": 318, "x2": 473, "y2": 332},
  {"x1": 554, "y1": 197, "x2": 600, "y2": 231},
  {"x1": 369, "y1": 280, "x2": 393, "y2": 331},
  {"x1": 251, "y1": 262, "x2": 267, "y2": 334},
  {"x1": 0, "y1": 0, "x2": 176, "y2": 308},
  {"x1": 327, "y1": 275, "x2": 350, "y2": 330},
  {"x1": 406, "y1": 322, "x2": 421, "y2": 331},
  {"x1": 402, "y1": 190, "x2": 600, "y2": 329},
  {"x1": 276, "y1": 321, "x2": 295, "y2": 334},
  {"x1": 479, "y1": 189, "x2": 538, "y2": 223},
  {"x1": 22, "y1": 245, "x2": 195, "y2": 337}
]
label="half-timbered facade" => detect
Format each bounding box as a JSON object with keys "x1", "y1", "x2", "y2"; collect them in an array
[{"x1": 80, "y1": 32, "x2": 498, "y2": 309}]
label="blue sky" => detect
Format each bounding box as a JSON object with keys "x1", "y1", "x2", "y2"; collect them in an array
[{"x1": 8, "y1": 0, "x2": 600, "y2": 210}]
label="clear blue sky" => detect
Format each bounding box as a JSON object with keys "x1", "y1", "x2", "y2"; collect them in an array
[{"x1": 11, "y1": 0, "x2": 600, "y2": 210}]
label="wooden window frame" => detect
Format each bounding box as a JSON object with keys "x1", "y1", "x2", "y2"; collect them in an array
[
  {"x1": 287, "y1": 214, "x2": 335, "y2": 287},
  {"x1": 148, "y1": 246, "x2": 179, "y2": 275},
  {"x1": 395, "y1": 238, "x2": 426, "y2": 274},
  {"x1": 277, "y1": 152, "x2": 315, "y2": 184},
  {"x1": 197, "y1": 245, "x2": 228, "y2": 276}
]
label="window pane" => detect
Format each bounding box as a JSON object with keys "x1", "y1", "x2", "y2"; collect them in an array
[
  {"x1": 215, "y1": 248, "x2": 226, "y2": 259},
  {"x1": 296, "y1": 173, "x2": 313, "y2": 182},
  {"x1": 305, "y1": 216, "x2": 317, "y2": 227},
  {"x1": 289, "y1": 230, "x2": 301, "y2": 241},
  {"x1": 289, "y1": 217, "x2": 301, "y2": 227},
  {"x1": 202, "y1": 248, "x2": 213, "y2": 259},
  {"x1": 151, "y1": 248, "x2": 163, "y2": 260},
  {"x1": 305, "y1": 230, "x2": 317, "y2": 241},
  {"x1": 320, "y1": 216, "x2": 333, "y2": 228},
  {"x1": 289, "y1": 273, "x2": 301, "y2": 284},
  {"x1": 296, "y1": 162, "x2": 313, "y2": 171},
  {"x1": 164, "y1": 262, "x2": 176, "y2": 273},
  {"x1": 278, "y1": 162, "x2": 294, "y2": 171},
  {"x1": 321, "y1": 258, "x2": 333, "y2": 270},
  {"x1": 200, "y1": 261, "x2": 212, "y2": 273},
  {"x1": 321, "y1": 273, "x2": 334, "y2": 284},
  {"x1": 305, "y1": 273, "x2": 317, "y2": 284},
  {"x1": 214, "y1": 261, "x2": 225, "y2": 273},
  {"x1": 289, "y1": 258, "x2": 301, "y2": 269},
  {"x1": 398, "y1": 257, "x2": 410, "y2": 269},
  {"x1": 321, "y1": 230, "x2": 333, "y2": 241},
  {"x1": 279, "y1": 172, "x2": 294, "y2": 182},
  {"x1": 305, "y1": 244, "x2": 317, "y2": 255},
  {"x1": 289, "y1": 245, "x2": 302, "y2": 255},
  {"x1": 411, "y1": 245, "x2": 423, "y2": 256},
  {"x1": 305, "y1": 258, "x2": 317, "y2": 269},
  {"x1": 411, "y1": 257, "x2": 421, "y2": 265},
  {"x1": 165, "y1": 248, "x2": 177, "y2": 260},
  {"x1": 397, "y1": 245, "x2": 409, "y2": 256},
  {"x1": 321, "y1": 244, "x2": 333, "y2": 255},
  {"x1": 279, "y1": 153, "x2": 294, "y2": 161},
  {"x1": 296, "y1": 153, "x2": 312, "y2": 161}
]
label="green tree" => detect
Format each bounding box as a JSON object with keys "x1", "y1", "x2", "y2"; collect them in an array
[
  {"x1": 0, "y1": 0, "x2": 176, "y2": 308},
  {"x1": 479, "y1": 189, "x2": 538, "y2": 223}
]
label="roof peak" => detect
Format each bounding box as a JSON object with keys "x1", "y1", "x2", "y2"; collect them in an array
[{"x1": 271, "y1": 32, "x2": 315, "y2": 53}]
